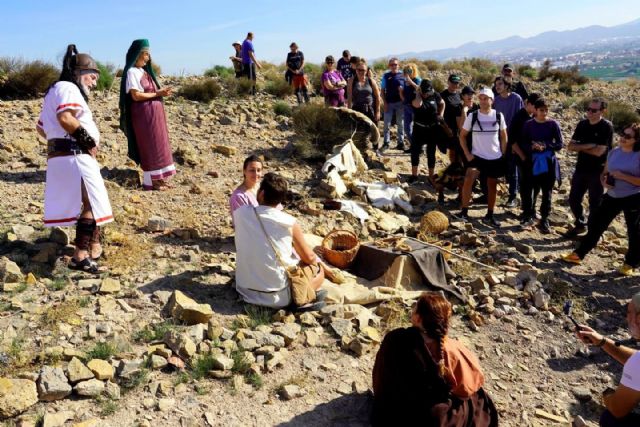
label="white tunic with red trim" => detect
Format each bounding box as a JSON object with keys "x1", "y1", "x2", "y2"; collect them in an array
[{"x1": 37, "y1": 81, "x2": 114, "y2": 227}]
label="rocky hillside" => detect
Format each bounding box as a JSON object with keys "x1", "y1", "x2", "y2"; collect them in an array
[{"x1": 0, "y1": 74, "x2": 639, "y2": 427}]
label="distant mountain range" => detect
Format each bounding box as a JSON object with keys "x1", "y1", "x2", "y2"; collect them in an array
[{"x1": 394, "y1": 18, "x2": 640, "y2": 61}]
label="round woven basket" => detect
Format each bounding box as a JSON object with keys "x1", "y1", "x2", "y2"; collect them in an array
[
  {"x1": 321, "y1": 230, "x2": 360, "y2": 269},
  {"x1": 419, "y1": 211, "x2": 449, "y2": 236}
]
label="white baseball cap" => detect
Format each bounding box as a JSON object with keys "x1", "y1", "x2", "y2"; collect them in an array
[
  {"x1": 232, "y1": 41, "x2": 242, "y2": 46},
  {"x1": 478, "y1": 88, "x2": 494, "y2": 99}
]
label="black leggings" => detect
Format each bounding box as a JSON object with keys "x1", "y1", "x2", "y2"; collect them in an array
[
  {"x1": 411, "y1": 125, "x2": 439, "y2": 169},
  {"x1": 576, "y1": 193, "x2": 640, "y2": 267}
]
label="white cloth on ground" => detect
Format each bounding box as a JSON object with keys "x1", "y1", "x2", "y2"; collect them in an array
[
  {"x1": 44, "y1": 154, "x2": 114, "y2": 227},
  {"x1": 356, "y1": 181, "x2": 413, "y2": 214},
  {"x1": 233, "y1": 205, "x2": 298, "y2": 308},
  {"x1": 337, "y1": 200, "x2": 370, "y2": 223},
  {"x1": 321, "y1": 140, "x2": 367, "y2": 178}
]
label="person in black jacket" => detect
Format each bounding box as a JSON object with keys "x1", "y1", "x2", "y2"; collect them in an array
[
  {"x1": 492, "y1": 63, "x2": 528, "y2": 101},
  {"x1": 511, "y1": 93, "x2": 541, "y2": 225}
]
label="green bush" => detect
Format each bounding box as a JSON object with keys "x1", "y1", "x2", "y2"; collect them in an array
[
  {"x1": 606, "y1": 102, "x2": 640, "y2": 133},
  {"x1": 273, "y1": 101, "x2": 292, "y2": 116},
  {"x1": 469, "y1": 71, "x2": 495, "y2": 87},
  {"x1": 292, "y1": 103, "x2": 354, "y2": 160},
  {"x1": 265, "y1": 77, "x2": 292, "y2": 98},
  {"x1": 422, "y1": 59, "x2": 442, "y2": 71},
  {"x1": 222, "y1": 76, "x2": 256, "y2": 97},
  {"x1": 431, "y1": 78, "x2": 445, "y2": 93},
  {"x1": 179, "y1": 78, "x2": 221, "y2": 102},
  {"x1": 204, "y1": 65, "x2": 234, "y2": 79},
  {"x1": 517, "y1": 64, "x2": 537, "y2": 79},
  {"x1": 372, "y1": 60, "x2": 388, "y2": 73},
  {"x1": 96, "y1": 62, "x2": 115, "y2": 91},
  {"x1": 538, "y1": 60, "x2": 588, "y2": 93},
  {"x1": 0, "y1": 58, "x2": 58, "y2": 99}
]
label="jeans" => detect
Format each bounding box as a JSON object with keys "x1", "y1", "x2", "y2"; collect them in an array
[
  {"x1": 403, "y1": 104, "x2": 414, "y2": 143},
  {"x1": 517, "y1": 157, "x2": 534, "y2": 218},
  {"x1": 383, "y1": 101, "x2": 404, "y2": 146},
  {"x1": 505, "y1": 150, "x2": 519, "y2": 198},
  {"x1": 569, "y1": 169, "x2": 604, "y2": 227},
  {"x1": 576, "y1": 193, "x2": 640, "y2": 267}
]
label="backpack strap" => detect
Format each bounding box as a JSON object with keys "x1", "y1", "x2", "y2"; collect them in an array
[{"x1": 471, "y1": 110, "x2": 482, "y2": 132}]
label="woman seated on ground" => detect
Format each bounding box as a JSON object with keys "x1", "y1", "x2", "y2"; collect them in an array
[
  {"x1": 322, "y1": 55, "x2": 347, "y2": 107},
  {"x1": 563, "y1": 123, "x2": 640, "y2": 276},
  {"x1": 229, "y1": 154, "x2": 263, "y2": 217},
  {"x1": 372, "y1": 292, "x2": 498, "y2": 427},
  {"x1": 233, "y1": 173, "x2": 327, "y2": 309}
]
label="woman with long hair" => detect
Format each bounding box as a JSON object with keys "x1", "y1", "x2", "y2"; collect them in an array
[
  {"x1": 372, "y1": 292, "x2": 498, "y2": 426},
  {"x1": 229, "y1": 154, "x2": 263, "y2": 220}
]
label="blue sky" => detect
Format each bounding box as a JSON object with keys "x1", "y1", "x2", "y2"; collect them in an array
[{"x1": 2, "y1": 0, "x2": 639, "y2": 75}]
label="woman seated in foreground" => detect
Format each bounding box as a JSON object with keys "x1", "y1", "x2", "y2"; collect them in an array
[
  {"x1": 233, "y1": 172, "x2": 327, "y2": 310},
  {"x1": 229, "y1": 154, "x2": 263, "y2": 216},
  {"x1": 372, "y1": 292, "x2": 498, "y2": 426}
]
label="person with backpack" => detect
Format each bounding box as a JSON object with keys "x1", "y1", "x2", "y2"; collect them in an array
[
  {"x1": 458, "y1": 88, "x2": 507, "y2": 227},
  {"x1": 517, "y1": 98, "x2": 563, "y2": 234},
  {"x1": 493, "y1": 76, "x2": 524, "y2": 208},
  {"x1": 346, "y1": 59, "x2": 381, "y2": 124},
  {"x1": 285, "y1": 42, "x2": 309, "y2": 105},
  {"x1": 408, "y1": 80, "x2": 445, "y2": 184},
  {"x1": 381, "y1": 58, "x2": 406, "y2": 151}
]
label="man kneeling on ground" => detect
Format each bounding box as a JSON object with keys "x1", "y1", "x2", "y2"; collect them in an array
[
  {"x1": 576, "y1": 292, "x2": 640, "y2": 426},
  {"x1": 233, "y1": 172, "x2": 327, "y2": 310}
]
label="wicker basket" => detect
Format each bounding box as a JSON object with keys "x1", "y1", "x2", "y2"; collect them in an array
[
  {"x1": 419, "y1": 211, "x2": 449, "y2": 236},
  {"x1": 321, "y1": 230, "x2": 360, "y2": 269}
]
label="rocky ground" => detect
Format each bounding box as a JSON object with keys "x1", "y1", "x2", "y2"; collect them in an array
[{"x1": 0, "y1": 74, "x2": 639, "y2": 427}]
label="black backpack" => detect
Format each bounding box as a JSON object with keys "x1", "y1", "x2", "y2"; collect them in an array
[{"x1": 466, "y1": 109, "x2": 503, "y2": 151}]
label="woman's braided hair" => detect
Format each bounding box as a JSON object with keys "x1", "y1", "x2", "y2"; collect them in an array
[{"x1": 415, "y1": 292, "x2": 453, "y2": 380}]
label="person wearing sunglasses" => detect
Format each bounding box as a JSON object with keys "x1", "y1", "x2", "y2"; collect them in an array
[
  {"x1": 321, "y1": 55, "x2": 347, "y2": 107},
  {"x1": 380, "y1": 58, "x2": 406, "y2": 151},
  {"x1": 563, "y1": 124, "x2": 640, "y2": 276},
  {"x1": 565, "y1": 98, "x2": 614, "y2": 238},
  {"x1": 346, "y1": 59, "x2": 381, "y2": 124}
]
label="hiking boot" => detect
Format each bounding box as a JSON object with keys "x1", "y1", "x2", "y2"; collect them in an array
[
  {"x1": 538, "y1": 219, "x2": 551, "y2": 234},
  {"x1": 473, "y1": 195, "x2": 488, "y2": 204},
  {"x1": 561, "y1": 252, "x2": 582, "y2": 265},
  {"x1": 482, "y1": 214, "x2": 501, "y2": 228},
  {"x1": 618, "y1": 264, "x2": 635, "y2": 277},
  {"x1": 563, "y1": 225, "x2": 587, "y2": 239}
]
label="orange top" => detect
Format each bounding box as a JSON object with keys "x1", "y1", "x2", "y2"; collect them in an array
[{"x1": 440, "y1": 338, "x2": 485, "y2": 398}]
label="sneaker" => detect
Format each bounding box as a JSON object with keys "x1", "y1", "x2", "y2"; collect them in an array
[
  {"x1": 482, "y1": 214, "x2": 501, "y2": 228},
  {"x1": 520, "y1": 216, "x2": 535, "y2": 228},
  {"x1": 538, "y1": 219, "x2": 551, "y2": 234},
  {"x1": 618, "y1": 264, "x2": 635, "y2": 277},
  {"x1": 563, "y1": 225, "x2": 587, "y2": 239},
  {"x1": 504, "y1": 197, "x2": 518, "y2": 208},
  {"x1": 473, "y1": 195, "x2": 488, "y2": 205},
  {"x1": 407, "y1": 175, "x2": 419, "y2": 184},
  {"x1": 561, "y1": 252, "x2": 582, "y2": 265}
]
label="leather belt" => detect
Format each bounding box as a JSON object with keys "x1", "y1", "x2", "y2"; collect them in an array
[{"x1": 47, "y1": 138, "x2": 86, "y2": 157}]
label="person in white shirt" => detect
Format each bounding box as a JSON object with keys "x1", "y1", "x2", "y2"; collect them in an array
[
  {"x1": 577, "y1": 292, "x2": 640, "y2": 426},
  {"x1": 36, "y1": 44, "x2": 113, "y2": 273},
  {"x1": 458, "y1": 88, "x2": 507, "y2": 227},
  {"x1": 233, "y1": 173, "x2": 327, "y2": 309}
]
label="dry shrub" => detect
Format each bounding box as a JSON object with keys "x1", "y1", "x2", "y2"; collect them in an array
[
  {"x1": 204, "y1": 65, "x2": 234, "y2": 79},
  {"x1": 273, "y1": 100, "x2": 292, "y2": 116},
  {"x1": 223, "y1": 76, "x2": 256, "y2": 96},
  {"x1": 422, "y1": 59, "x2": 442, "y2": 71},
  {"x1": 264, "y1": 76, "x2": 293, "y2": 98},
  {"x1": 152, "y1": 62, "x2": 162, "y2": 76},
  {"x1": 292, "y1": 103, "x2": 353, "y2": 160},
  {"x1": 606, "y1": 102, "x2": 640, "y2": 133},
  {"x1": 517, "y1": 64, "x2": 537, "y2": 79},
  {"x1": 538, "y1": 60, "x2": 588, "y2": 95},
  {"x1": 431, "y1": 78, "x2": 445, "y2": 93},
  {"x1": 0, "y1": 58, "x2": 59, "y2": 99},
  {"x1": 179, "y1": 78, "x2": 221, "y2": 103},
  {"x1": 102, "y1": 230, "x2": 152, "y2": 275},
  {"x1": 469, "y1": 71, "x2": 496, "y2": 87}
]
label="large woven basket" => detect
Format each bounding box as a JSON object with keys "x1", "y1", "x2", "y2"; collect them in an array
[
  {"x1": 419, "y1": 211, "x2": 449, "y2": 236},
  {"x1": 321, "y1": 230, "x2": 360, "y2": 269}
]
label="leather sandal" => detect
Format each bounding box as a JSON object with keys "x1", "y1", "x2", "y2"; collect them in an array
[{"x1": 68, "y1": 257, "x2": 107, "y2": 274}]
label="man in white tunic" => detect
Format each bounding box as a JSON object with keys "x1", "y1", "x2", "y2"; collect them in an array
[
  {"x1": 36, "y1": 44, "x2": 113, "y2": 273},
  {"x1": 576, "y1": 292, "x2": 640, "y2": 426}
]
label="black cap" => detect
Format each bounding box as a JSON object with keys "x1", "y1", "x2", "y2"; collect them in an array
[
  {"x1": 420, "y1": 79, "x2": 434, "y2": 93},
  {"x1": 461, "y1": 85, "x2": 475, "y2": 96},
  {"x1": 502, "y1": 63, "x2": 513, "y2": 71},
  {"x1": 448, "y1": 74, "x2": 462, "y2": 83}
]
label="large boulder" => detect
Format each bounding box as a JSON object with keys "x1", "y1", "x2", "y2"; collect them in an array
[
  {"x1": 37, "y1": 366, "x2": 72, "y2": 401},
  {"x1": 0, "y1": 378, "x2": 38, "y2": 419}
]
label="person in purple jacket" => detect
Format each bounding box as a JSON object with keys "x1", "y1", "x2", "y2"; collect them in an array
[
  {"x1": 518, "y1": 98, "x2": 563, "y2": 234},
  {"x1": 494, "y1": 76, "x2": 524, "y2": 208}
]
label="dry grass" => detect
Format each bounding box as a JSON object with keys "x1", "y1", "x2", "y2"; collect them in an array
[
  {"x1": 102, "y1": 230, "x2": 152, "y2": 275},
  {"x1": 40, "y1": 299, "x2": 82, "y2": 330}
]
